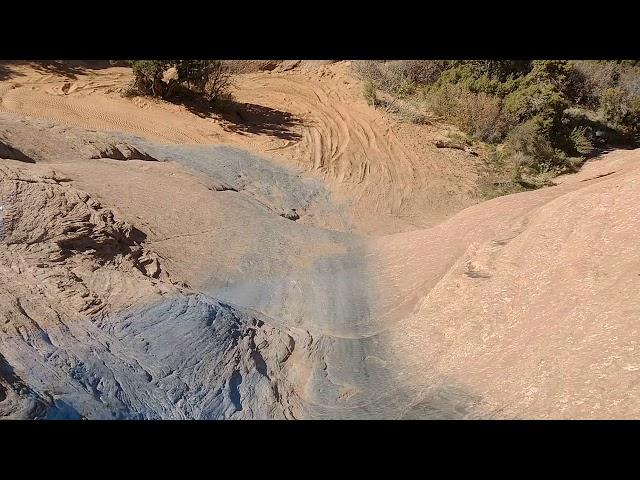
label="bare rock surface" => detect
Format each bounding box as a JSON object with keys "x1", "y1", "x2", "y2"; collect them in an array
[
  {"x1": 0, "y1": 158, "x2": 306, "y2": 419},
  {"x1": 0, "y1": 112, "x2": 157, "y2": 164},
  {"x1": 0, "y1": 119, "x2": 405, "y2": 419},
  {"x1": 0, "y1": 75, "x2": 640, "y2": 419}
]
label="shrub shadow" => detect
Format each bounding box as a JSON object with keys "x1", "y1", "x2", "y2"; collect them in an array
[
  {"x1": 166, "y1": 87, "x2": 303, "y2": 142},
  {"x1": 218, "y1": 102, "x2": 303, "y2": 141},
  {"x1": 0, "y1": 63, "x2": 20, "y2": 81},
  {"x1": 2, "y1": 61, "x2": 123, "y2": 80}
]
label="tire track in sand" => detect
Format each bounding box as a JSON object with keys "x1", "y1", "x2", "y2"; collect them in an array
[{"x1": 0, "y1": 61, "x2": 482, "y2": 234}]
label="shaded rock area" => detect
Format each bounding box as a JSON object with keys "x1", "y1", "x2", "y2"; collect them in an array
[
  {"x1": 0, "y1": 157, "x2": 306, "y2": 419},
  {"x1": 116, "y1": 137, "x2": 353, "y2": 232}
]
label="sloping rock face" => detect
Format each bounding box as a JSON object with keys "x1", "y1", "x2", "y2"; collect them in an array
[
  {"x1": 1, "y1": 113, "x2": 640, "y2": 419},
  {"x1": 0, "y1": 113, "x2": 157, "y2": 164},
  {"x1": 0, "y1": 118, "x2": 388, "y2": 420},
  {"x1": 0, "y1": 162, "x2": 307, "y2": 419}
]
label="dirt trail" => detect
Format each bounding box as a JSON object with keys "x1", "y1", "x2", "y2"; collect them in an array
[
  {"x1": 0, "y1": 65, "x2": 223, "y2": 144},
  {"x1": 233, "y1": 65, "x2": 482, "y2": 233},
  {"x1": 0, "y1": 61, "x2": 481, "y2": 234}
]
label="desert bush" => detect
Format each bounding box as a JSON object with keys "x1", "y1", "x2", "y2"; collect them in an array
[
  {"x1": 450, "y1": 60, "x2": 531, "y2": 81},
  {"x1": 175, "y1": 60, "x2": 233, "y2": 104},
  {"x1": 386, "y1": 60, "x2": 449, "y2": 85},
  {"x1": 599, "y1": 87, "x2": 640, "y2": 130},
  {"x1": 569, "y1": 126, "x2": 594, "y2": 155},
  {"x1": 363, "y1": 80, "x2": 377, "y2": 106},
  {"x1": 354, "y1": 59, "x2": 638, "y2": 187},
  {"x1": 353, "y1": 61, "x2": 385, "y2": 83},
  {"x1": 526, "y1": 60, "x2": 574, "y2": 94},
  {"x1": 354, "y1": 60, "x2": 449, "y2": 90},
  {"x1": 507, "y1": 119, "x2": 554, "y2": 171},
  {"x1": 397, "y1": 107, "x2": 432, "y2": 125},
  {"x1": 570, "y1": 61, "x2": 621, "y2": 104},
  {"x1": 425, "y1": 83, "x2": 510, "y2": 142},
  {"x1": 477, "y1": 148, "x2": 542, "y2": 200},
  {"x1": 560, "y1": 107, "x2": 627, "y2": 147},
  {"x1": 436, "y1": 68, "x2": 494, "y2": 97},
  {"x1": 565, "y1": 64, "x2": 593, "y2": 106},
  {"x1": 446, "y1": 131, "x2": 473, "y2": 146},
  {"x1": 619, "y1": 67, "x2": 640, "y2": 97},
  {"x1": 506, "y1": 120, "x2": 553, "y2": 159},
  {"x1": 379, "y1": 62, "x2": 416, "y2": 96},
  {"x1": 435, "y1": 61, "x2": 526, "y2": 97},
  {"x1": 128, "y1": 60, "x2": 233, "y2": 104},
  {"x1": 353, "y1": 61, "x2": 417, "y2": 97},
  {"x1": 130, "y1": 60, "x2": 176, "y2": 98},
  {"x1": 510, "y1": 151, "x2": 532, "y2": 182},
  {"x1": 505, "y1": 119, "x2": 570, "y2": 173},
  {"x1": 377, "y1": 96, "x2": 433, "y2": 124},
  {"x1": 568, "y1": 62, "x2": 640, "y2": 106},
  {"x1": 504, "y1": 80, "x2": 567, "y2": 134}
]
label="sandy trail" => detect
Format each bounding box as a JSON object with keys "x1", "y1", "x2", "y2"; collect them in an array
[
  {"x1": 0, "y1": 61, "x2": 482, "y2": 234},
  {"x1": 233, "y1": 66, "x2": 477, "y2": 233},
  {"x1": 0, "y1": 65, "x2": 224, "y2": 144}
]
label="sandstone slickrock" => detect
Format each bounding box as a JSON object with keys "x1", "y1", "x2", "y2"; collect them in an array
[
  {"x1": 1, "y1": 69, "x2": 640, "y2": 419},
  {"x1": 0, "y1": 112, "x2": 157, "y2": 164},
  {"x1": 0, "y1": 158, "x2": 305, "y2": 419}
]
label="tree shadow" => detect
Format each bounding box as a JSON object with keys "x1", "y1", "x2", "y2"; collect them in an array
[
  {"x1": 0, "y1": 63, "x2": 20, "y2": 81},
  {"x1": 27, "y1": 61, "x2": 91, "y2": 79},
  {"x1": 585, "y1": 142, "x2": 639, "y2": 160},
  {"x1": 218, "y1": 102, "x2": 303, "y2": 141},
  {"x1": 1, "y1": 60, "x2": 123, "y2": 80},
  {"x1": 166, "y1": 87, "x2": 303, "y2": 142}
]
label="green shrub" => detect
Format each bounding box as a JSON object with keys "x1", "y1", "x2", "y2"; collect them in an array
[
  {"x1": 128, "y1": 60, "x2": 233, "y2": 104},
  {"x1": 174, "y1": 60, "x2": 232, "y2": 103},
  {"x1": 435, "y1": 61, "x2": 525, "y2": 97},
  {"x1": 390, "y1": 60, "x2": 450, "y2": 85},
  {"x1": 353, "y1": 60, "x2": 385, "y2": 85},
  {"x1": 446, "y1": 130, "x2": 473, "y2": 146},
  {"x1": 619, "y1": 68, "x2": 640, "y2": 97},
  {"x1": 504, "y1": 81, "x2": 567, "y2": 133},
  {"x1": 424, "y1": 83, "x2": 510, "y2": 142},
  {"x1": 599, "y1": 87, "x2": 640, "y2": 132},
  {"x1": 569, "y1": 126, "x2": 594, "y2": 155},
  {"x1": 354, "y1": 60, "x2": 428, "y2": 98},
  {"x1": 355, "y1": 60, "x2": 449, "y2": 93},
  {"x1": 378, "y1": 63, "x2": 415, "y2": 97},
  {"x1": 363, "y1": 80, "x2": 377, "y2": 106},
  {"x1": 600, "y1": 87, "x2": 628, "y2": 125},
  {"x1": 570, "y1": 61, "x2": 622, "y2": 105},
  {"x1": 355, "y1": 59, "x2": 638, "y2": 191},
  {"x1": 505, "y1": 119, "x2": 567, "y2": 173},
  {"x1": 526, "y1": 60, "x2": 574, "y2": 95},
  {"x1": 130, "y1": 60, "x2": 175, "y2": 98}
]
